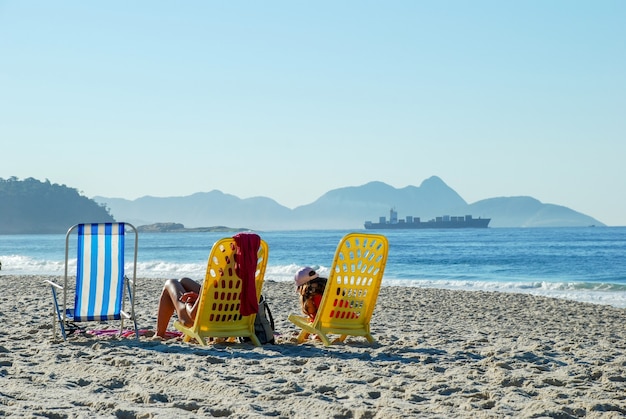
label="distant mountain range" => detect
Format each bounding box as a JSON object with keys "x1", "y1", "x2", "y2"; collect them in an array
[{"x1": 94, "y1": 176, "x2": 604, "y2": 230}]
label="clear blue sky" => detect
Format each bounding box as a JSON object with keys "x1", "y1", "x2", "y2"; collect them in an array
[{"x1": 2, "y1": 1, "x2": 625, "y2": 225}]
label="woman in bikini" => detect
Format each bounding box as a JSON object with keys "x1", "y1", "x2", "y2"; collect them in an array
[{"x1": 156, "y1": 277, "x2": 201, "y2": 338}]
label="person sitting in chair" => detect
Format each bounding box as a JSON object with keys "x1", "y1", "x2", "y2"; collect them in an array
[
  {"x1": 295, "y1": 266, "x2": 327, "y2": 321},
  {"x1": 156, "y1": 277, "x2": 201, "y2": 338}
]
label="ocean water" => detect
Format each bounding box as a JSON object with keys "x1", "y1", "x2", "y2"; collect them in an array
[{"x1": 2, "y1": 227, "x2": 626, "y2": 308}]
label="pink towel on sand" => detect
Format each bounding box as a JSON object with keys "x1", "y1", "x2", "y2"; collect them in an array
[{"x1": 234, "y1": 233, "x2": 261, "y2": 316}]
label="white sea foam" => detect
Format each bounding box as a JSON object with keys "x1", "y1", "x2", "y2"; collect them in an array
[
  {"x1": 382, "y1": 278, "x2": 626, "y2": 308},
  {"x1": 3, "y1": 227, "x2": 626, "y2": 309},
  {"x1": 3, "y1": 254, "x2": 625, "y2": 308},
  {"x1": 0, "y1": 254, "x2": 66, "y2": 275}
]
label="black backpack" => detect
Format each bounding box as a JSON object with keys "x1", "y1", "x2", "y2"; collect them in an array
[{"x1": 244, "y1": 295, "x2": 275, "y2": 344}]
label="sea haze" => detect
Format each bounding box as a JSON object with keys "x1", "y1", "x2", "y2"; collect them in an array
[{"x1": 93, "y1": 176, "x2": 605, "y2": 230}]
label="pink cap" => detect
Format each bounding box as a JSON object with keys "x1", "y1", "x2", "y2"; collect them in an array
[{"x1": 294, "y1": 266, "x2": 319, "y2": 286}]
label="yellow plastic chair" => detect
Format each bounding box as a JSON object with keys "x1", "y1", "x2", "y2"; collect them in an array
[
  {"x1": 174, "y1": 234, "x2": 269, "y2": 346},
  {"x1": 288, "y1": 233, "x2": 389, "y2": 346}
]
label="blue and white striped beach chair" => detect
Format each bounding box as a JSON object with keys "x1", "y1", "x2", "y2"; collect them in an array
[{"x1": 46, "y1": 223, "x2": 139, "y2": 340}]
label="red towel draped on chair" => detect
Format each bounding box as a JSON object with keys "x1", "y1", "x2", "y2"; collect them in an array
[{"x1": 234, "y1": 233, "x2": 261, "y2": 316}]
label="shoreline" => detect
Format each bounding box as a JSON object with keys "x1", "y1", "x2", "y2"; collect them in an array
[
  {"x1": 2, "y1": 275, "x2": 626, "y2": 417},
  {"x1": 7, "y1": 271, "x2": 626, "y2": 309}
]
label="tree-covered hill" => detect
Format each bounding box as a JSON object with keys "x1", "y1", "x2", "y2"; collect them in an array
[{"x1": 0, "y1": 177, "x2": 115, "y2": 234}]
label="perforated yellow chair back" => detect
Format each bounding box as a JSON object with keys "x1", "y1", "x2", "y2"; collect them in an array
[
  {"x1": 288, "y1": 233, "x2": 389, "y2": 346},
  {"x1": 174, "y1": 236, "x2": 269, "y2": 346}
]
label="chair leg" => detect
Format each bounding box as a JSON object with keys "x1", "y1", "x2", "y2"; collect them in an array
[
  {"x1": 317, "y1": 333, "x2": 332, "y2": 347},
  {"x1": 125, "y1": 278, "x2": 139, "y2": 339},
  {"x1": 297, "y1": 331, "x2": 310, "y2": 343},
  {"x1": 248, "y1": 335, "x2": 261, "y2": 347},
  {"x1": 49, "y1": 285, "x2": 67, "y2": 341},
  {"x1": 51, "y1": 301, "x2": 57, "y2": 339}
]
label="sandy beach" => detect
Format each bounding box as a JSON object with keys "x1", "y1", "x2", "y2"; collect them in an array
[{"x1": 1, "y1": 275, "x2": 626, "y2": 418}]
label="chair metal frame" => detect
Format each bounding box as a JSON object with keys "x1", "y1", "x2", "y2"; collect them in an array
[{"x1": 46, "y1": 222, "x2": 138, "y2": 340}]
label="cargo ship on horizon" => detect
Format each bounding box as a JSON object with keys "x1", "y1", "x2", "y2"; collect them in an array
[{"x1": 364, "y1": 208, "x2": 490, "y2": 230}]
